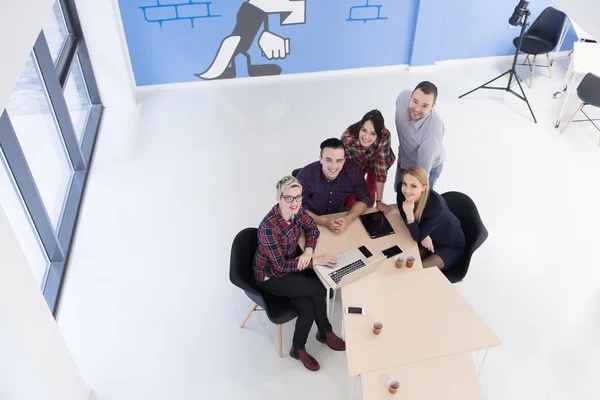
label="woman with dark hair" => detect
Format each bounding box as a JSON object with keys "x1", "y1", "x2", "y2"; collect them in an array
[{"x1": 341, "y1": 110, "x2": 396, "y2": 214}]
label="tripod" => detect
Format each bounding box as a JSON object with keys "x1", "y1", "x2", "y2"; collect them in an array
[{"x1": 459, "y1": 10, "x2": 537, "y2": 123}]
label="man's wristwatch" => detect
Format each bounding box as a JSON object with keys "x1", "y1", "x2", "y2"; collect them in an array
[{"x1": 376, "y1": 200, "x2": 382, "y2": 204}]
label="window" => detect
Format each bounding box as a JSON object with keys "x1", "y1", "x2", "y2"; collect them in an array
[
  {"x1": 63, "y1": 55, "x2": 92, "y2": 143},
  {"x1": 43, "y1": 1, "x2": 69, "y2": 64},
  {"x1": 0, "y1": 0, "x2": 102, "y2": 314},
  {"x1": 6, "y1": 53, "x2": 73, "y2": 229}
]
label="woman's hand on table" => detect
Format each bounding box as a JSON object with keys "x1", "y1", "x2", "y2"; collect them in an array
[
  {"x1": 421, "y1": 235, "x2": 435, "y2": 253},
  {"x1": 297, "y1": 247, "x2": 313, "y2": 270},
  {"x1": 313, "y1": 254, "x2": 338, "y2": 268}
]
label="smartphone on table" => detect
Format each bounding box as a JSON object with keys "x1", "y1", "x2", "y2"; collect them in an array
[
  {"x1": 345, "y1": 306, "x2": 364, "y2": 315},
  {"x1": 381, "y1": 245, "x2": 403, "y2": 259}
]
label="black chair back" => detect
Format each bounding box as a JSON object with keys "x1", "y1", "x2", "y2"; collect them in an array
[
  {"x1": 441, "y1": 192, "x2": 488, "y2": 283},
  {"x1": 577, "y1": 73, "x2": 600, "y2": 107},
  {"x1": 229, "y1": 227, "x2": 299, "y2": 325},
  {"x1": 291, "y1": 168, "x2": 302, "y2": 177},
  {"x1": 526, "y1": 7, "x2": 566, "y2": 49},
  {"x1": 229, "y1": 228, "x2": 265, "y2": 307}
]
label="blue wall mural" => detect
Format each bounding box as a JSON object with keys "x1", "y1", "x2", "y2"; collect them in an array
[
  {"x1": 139, "y1": 1, "x2": 222, "y2": 27},
  {"x1": 346, "y1": 0, "x2": 388, "y2": 23},
  {"x1": 118, "y1": 0, "x2": 578, "y2": 86},
  {"x1": 410, "y1": 0, "x2": 577, "y2": 66},
  {"x1": 118, "y1": 0, "x2": 418, "y2": 86}
]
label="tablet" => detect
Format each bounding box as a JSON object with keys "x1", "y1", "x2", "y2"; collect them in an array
[{"x1": 359, "y1": 211, "x2": 395, "y2": 239}]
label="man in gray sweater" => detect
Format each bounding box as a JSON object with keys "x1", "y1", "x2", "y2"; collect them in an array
[{"x1": 394, "y1": 81, "x2": 445, "y2": 190}]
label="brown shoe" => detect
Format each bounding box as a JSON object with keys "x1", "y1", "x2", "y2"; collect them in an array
[
  {"x1": 290, "y1": 347, "x2": 320, "y2": 371},
  {"x1": 316, "y1": 331, "x2": 346, "y2": 351}
]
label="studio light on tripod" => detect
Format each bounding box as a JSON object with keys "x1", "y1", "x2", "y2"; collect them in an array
[
  {"x1": 508, "y1": 0, "x2": 531, "y2": 26},
  {"x1": 458, "y1": 0, "x2": 537, "y2": 123}
]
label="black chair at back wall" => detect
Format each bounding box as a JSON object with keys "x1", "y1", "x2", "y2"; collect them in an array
[
  {"x1": 560, "y1": 73, "x2": 600, "y2": 146},
  {"x1": 511, "y1": 6, "x2": 567, "y2": 88}
]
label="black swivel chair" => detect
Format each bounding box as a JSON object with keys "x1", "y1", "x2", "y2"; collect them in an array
[
  {"x1": 229, "y1": 228, "x2": 298, "y2": 357},
  {"x1": 511, "y1": 6, "x2": 567, "y2": 88},
  {"x1": 560, "y1": 73, "x2": 600, "y2": 146},
  {"x1": 440, "y1": 192, "x2": 488, "y2": 283},
  {"x1": 291, "y1": 168, "x2": 302, "y2": 177}
]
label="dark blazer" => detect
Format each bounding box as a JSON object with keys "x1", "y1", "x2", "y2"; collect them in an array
[{"x1": 397, "y1": 190, "x2": 465, "y2": 248}]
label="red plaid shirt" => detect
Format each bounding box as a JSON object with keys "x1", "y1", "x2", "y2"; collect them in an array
[
  {"x1": 341, "y1": 128, "x2": 396, "y2": 183},
  {"x1": 253, "y1": 205, "x2": 320, "y2": 282}
]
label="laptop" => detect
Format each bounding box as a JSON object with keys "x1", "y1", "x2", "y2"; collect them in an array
[
  {"x1": 314, "y1": 247, "x2": 386, "y2": 289},
  {"x1": 359, "y1": 211, "x2": 395, "y2": 239}
]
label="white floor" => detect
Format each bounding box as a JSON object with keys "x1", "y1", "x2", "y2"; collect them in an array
[{"x1": 56, "y1": 58, "x2": 600, "y2": 400}]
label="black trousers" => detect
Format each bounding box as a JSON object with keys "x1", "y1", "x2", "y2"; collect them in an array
[{"x1": 258, "y1": 268, "x2": 332, "y2": 350}]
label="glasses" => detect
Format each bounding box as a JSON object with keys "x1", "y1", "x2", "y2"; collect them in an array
[{"x1": 280, "y1": 194, "x2": 303, "y2": 203}]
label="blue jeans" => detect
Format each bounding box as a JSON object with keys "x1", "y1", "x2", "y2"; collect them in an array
[
  {"x1": 396, "y1": 163, "x2": 443, "y2": 190},
  {"x1": 428, "y1": 163, "x2": 443, "y2": 189}
]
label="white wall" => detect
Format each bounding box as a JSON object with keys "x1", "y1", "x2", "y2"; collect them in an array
[
  {"x1": 0, "y1": 2, "x2": 96, "y2": 398},
  {"x1": 0, "y1": 0, "x2": 136, "y2": 112},
  {"x1": 0, "y1": 201, "x2": 90, "y2": 400},
  {"x1": 0, "y1": 0, "x2": 55, "y2": 114},
  {"x1": 554, "y1": 0, "x2": 600, "y2": 41},
  {"x1": 74, "y1": 0, "x2": 136, "y2": 107}
]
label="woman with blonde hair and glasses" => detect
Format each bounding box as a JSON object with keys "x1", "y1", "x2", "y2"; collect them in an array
[
  {"x1": 396, "y1": 167, "x2": 465, "y2": 270},
  {"x1": 254, "y1": 175, "x2": 345, "y2": 372}
]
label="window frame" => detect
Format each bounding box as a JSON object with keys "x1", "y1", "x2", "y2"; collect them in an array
[{"x1": 0, "y1": 0, "x2": 103, "y2": 316}]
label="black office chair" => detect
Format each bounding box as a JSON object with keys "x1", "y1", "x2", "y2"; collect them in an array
[
  {"x1": 560, "y1": 73, "x2": 600, "y2": 146},
  {"x1": 291, "y1": 168, "x2": 302, "y2": 177},
  {"x1": 229, "y1": 227, "x2": 298, "y2": 357},
  {"x1": 440, "y1": 192, "x2": 488, "y2": 283},
  {"x1": 511, "y1": 6, "x2": 567, "y2": 88}
]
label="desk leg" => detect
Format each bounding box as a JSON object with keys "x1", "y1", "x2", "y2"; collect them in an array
[
  {"x1": 325, "y1": 291, "x2": 330, "y2": 319},
  {"x1": 564, "y1": 52, "x2": 576, "y2": 86},
  {"x1": 331, "y1": 288, "x2": 337, "y2": 318},
  {"x1": 556, "y1": 68, "x2": 578, "y2": 128},
  {"x1": 554, "y1": 21, "x2": 570, "y2": 64},
  {"x1": 350, "y1": 376, "x2": 360, "y2": 400},
  {"x1": 476, "y1": 348, "x2": 489, "y2": 377}
]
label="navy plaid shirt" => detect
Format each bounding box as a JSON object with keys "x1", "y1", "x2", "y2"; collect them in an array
[
  {"x1": 296, "y1": 160, "x2": 373, "y2": 215},
  {"x1": 253, "y1": 205, "x2": 320, "y2": 282}
]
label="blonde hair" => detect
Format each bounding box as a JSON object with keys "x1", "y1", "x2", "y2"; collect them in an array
[
  {"x1": 276, "y1": 175, "x2": 302, "y2": 197},
  {"x1": 402, "y1": 167, "x2": 430, "y2": 222}
]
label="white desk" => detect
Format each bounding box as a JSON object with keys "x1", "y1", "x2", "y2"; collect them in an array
[
  {"x1": 360, "y1": 353, "x2": 484, "y2": 400},
  {"x1": 553, "y1": 1, "x2": 600, "y2": 52},
  {"x1": 555, "y1": 42, "x2": 600, "y2": 128},
  {"x1": 341, "y1": 268, "x2": 502, "y2": 377},
  {"x1": 300, "y1": 205, "x2": 424, "y2": 317},
  {"x1": 555, "y1": 17, "x2": 595, "y2": 63},
  {"x1": 309, "y1": 205, "x2": 424, "y2": 280}
]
